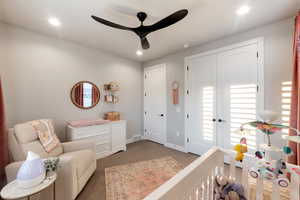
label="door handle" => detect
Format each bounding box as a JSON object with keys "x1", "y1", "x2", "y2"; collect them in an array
[
  {"x1": 160, "y1": 114, "x2": 164, "y2": 117},
  {"x1": 218, "y1": 119, "x2": 225, "y2": 123},
  {"x1": 212, "y1": 118, "x2": 216, "y2": 122}
]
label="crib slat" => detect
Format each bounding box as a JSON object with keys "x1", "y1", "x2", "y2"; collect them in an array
[
  {"x1": 206, "y1": 176, "x2": 210, "y2": 200},
  {"x1": 193, "y1": 187, "x2": 199, "y2": 200},
  {"x1": 189, "y1": 188, "x2": 193, "y2": 200},
  {"x1": 271, "y1": 180, "x2": 280, "y2": 200},
  {"x1": 200, "y1": 185, "x2": 203, "y2": 200},
  {"x1": 207, "y1": 174, "x2": 211, "y2": 200},
  {"x1": 219, "y1": 165, "x2": 224, "y2": 176},
  {"x1": 202, "y1": 183, "x2": 206, "y2": 200},
  {"x1": 191, "y1": 187, "x2": 195, "y2": 200},
  {"x1": 195, "y1": 187, "x2": 200, "y2": 200},
  {"x1": 256, "y1": 177, "x2": 264, "y2": 200},
  {"x1": 229, "y1": 158, "x2": 236, "y2": 180},
  {"x1": 210, "y1": 170, "x2": 215, "y2": 200},
  {"x1": 241, "y1": 161, "x2": 249, "y2": 199},
  {"x1": 290, "y1": 170, "x2": 300, "y2": 200}
]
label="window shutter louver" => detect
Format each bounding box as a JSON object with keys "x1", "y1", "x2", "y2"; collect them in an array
[
  {"x1": 202, "y1": 87, "x2": 214, "y2": 141},
  {"x1": 281, "y1": 81, "x2": 292, "y2": 133},
  {"x1": 230, "y1": 84, "x2": 257, "y2": 149}
]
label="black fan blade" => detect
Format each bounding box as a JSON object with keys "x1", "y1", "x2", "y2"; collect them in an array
[
  {"x1": 91, "y1": 15, "x2": 132, "y2": 31},
  {"x1": 145, "y1": 9, "x2": 188, "y2": 33},
  {"x1": 141, "y1": 37, "x2": 150, "y2": 49}
]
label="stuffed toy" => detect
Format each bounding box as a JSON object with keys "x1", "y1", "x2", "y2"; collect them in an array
[
  {"x1": 222, "y1": 183, "x2": 247, "y2": 200},
  {"x1": 234, "y1": 138, "x2": 248, "y2": 162},
  {"x1": 214, "y1": 175, "x2": 228, "y2": 199},
  {"x1": 214, "y1": 175, "x2": 247, "y2": 200}
]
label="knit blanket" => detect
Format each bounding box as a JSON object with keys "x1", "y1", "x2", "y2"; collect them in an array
[{"x1": 30, "y1": 119, "x2": 60, "y2": 153}]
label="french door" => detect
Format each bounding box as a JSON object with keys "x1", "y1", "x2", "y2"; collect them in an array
[
  {"x1": 186, "y1": 39, "x2": 264, "y2": 155},
  {"x1": 185, "y1": 54, "x2": 217, "y2": 155},
  {"x1": 144, "y1": 64, "x2": 167, "y2": 144}
]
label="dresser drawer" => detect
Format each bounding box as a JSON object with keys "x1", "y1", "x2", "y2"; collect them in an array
[
  {"x1": 76, "y1": 134, "x2": 111, "y2": 145},
  {"x1": 68, "y1": 124, "x2": 110, "y2": 140}
]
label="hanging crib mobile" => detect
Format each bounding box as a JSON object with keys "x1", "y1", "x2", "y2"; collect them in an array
[{"x1": 234, "y1": 111, "x2": 300, "y2": 188}]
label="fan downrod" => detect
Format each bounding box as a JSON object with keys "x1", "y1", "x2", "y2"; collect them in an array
[{"x1": 137, "y1": 12, "x2": 147, "y2": 23}]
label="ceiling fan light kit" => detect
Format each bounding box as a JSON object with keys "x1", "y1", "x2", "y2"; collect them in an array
[{"x1": 91, "y1": 9, "x2": 188, "y2": 50}]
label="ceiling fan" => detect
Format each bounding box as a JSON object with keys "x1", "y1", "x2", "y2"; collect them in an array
[{"x1": 91, "y1": 9, "x2": 188, "y2": 50}]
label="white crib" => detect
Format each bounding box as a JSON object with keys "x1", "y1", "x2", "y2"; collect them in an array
[{"x1": 144, "y1": 147, "x2": 300, "y2": 200}]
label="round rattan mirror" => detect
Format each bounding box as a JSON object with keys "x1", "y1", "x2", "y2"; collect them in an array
[{"x1": 70, "y1": 81, "x2": 100, "y2": 109}]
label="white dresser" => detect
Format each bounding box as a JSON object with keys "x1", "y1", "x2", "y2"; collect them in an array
[{"x1": 66, "y1": 120, "x2": 127, "y2": 159}]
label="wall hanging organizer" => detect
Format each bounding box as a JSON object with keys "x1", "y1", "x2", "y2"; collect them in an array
[{"x1": 104, "y1": 81, "x2": 120, "y2": 104}]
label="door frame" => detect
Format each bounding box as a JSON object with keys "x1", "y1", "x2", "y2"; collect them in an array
[
  {"x1": 143, "y1": 64, "x2": 167, "y2": 145},
  {"x1": 184, "y1": 37, "x2": 265, "y2": 153}
]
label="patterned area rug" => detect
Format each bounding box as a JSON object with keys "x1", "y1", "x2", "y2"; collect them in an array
[{"x1": 105, "y1": 157, "x2": 183, "y2": 200}]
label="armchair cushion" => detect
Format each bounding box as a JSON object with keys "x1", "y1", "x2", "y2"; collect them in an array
[
  {"x1": 22, "y1": 141, "x2": 63, "y2": 159},
  {"x1": 5, "y1": 161, "x2": 24, "y2": 183},
  {"x1": 59, "y1": 149, "x2": 95, "y2": 179},
  {"x1": 62, "y1": 139, "x2": 96, "y2": 153},
  {"x1": 14, "y1": 123, "x2": 37, "y2": 143}
]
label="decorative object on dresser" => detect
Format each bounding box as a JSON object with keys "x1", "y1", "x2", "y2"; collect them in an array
[
  {"x1": 67, "y1": 119, "x2": 126, "y2": 159},
  {"x1": 104, "y1": 111, "x2": 120, "y2": 121},
  {"x1": 70, "y1": 81, "x2": 100, "y2": 109},
  {"x1": 104, "y1": 81, "x2": 119, "y2": 104}
]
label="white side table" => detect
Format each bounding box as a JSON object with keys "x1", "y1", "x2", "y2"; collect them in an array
[{"x1": 0, "y1": 172, "x2": 56, "y2": 200}]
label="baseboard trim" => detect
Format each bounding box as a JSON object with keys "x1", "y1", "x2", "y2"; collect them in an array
[
  {"x1": 164, "y1": 142, "x2": 186, "y2": 153},
  {"x1": 127, "y1": 134, "x2": 142, "y2": 144},
  {"x1": 140, "y1": 135, "x2": 147, "y2": 140}
]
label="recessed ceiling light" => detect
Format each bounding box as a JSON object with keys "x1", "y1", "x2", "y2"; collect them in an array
[
  {"x1": 48, "y1": 17, "x2": 61, "y2": 27},
  {"x1": 136, "y1": 50, "x2": 143, "y2": 56},
  {"x1": 184, "y1": 44, "x2": 189, "y2": 48},
  {"x1": 236, "y1": 5, "x2": 251, "y2": 16}
]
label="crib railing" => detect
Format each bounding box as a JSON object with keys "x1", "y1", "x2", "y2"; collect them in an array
[{"x1": 144, "y1": 147, "x2": 300, "y2": 200}]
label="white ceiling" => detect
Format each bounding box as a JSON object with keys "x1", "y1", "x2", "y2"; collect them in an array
[{"x1": 0, "y1": 0, "x2": 299, "y2": 62}]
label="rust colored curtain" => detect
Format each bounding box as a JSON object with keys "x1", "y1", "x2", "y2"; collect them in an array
[
  {"x1": 289, "y1": 11, "x2": 300, "y2": 165},
  {"x1": 75, "y1": 84, "x2": 84, "y2": 106},
  {"x1": 0, "y1": 78, "x2": 8, "y2": 187},
  {"x1": 92, "y1": 87, "x2": 99, "y2": 104}
]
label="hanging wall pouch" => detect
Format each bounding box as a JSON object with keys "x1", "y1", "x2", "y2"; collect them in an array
[{"x1": 172, "y1": 81, "x2": 179, "y2": 105}]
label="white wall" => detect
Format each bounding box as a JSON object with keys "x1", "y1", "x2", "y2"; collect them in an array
[
  {"x1": 0, "y1": 22, "x2": 143, "y2": 141},
  {"x1": 143, "y1": 18, "x2": 294, "y2": 148}
]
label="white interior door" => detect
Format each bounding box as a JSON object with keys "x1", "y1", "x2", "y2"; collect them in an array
[
  {"x1": 186, "y1": 54, "x2": 217, "y2": 155},
  {"x1": 144, "y1": 64, "x2": 167, "y2": 144},
  {"x1": 217, "y1": 44, "x2": 263, "y2": 152}
]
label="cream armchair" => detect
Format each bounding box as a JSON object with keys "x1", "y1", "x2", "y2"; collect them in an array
[{"x1": 6, "y1": 121, "x2": 97, "y2": 200}]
